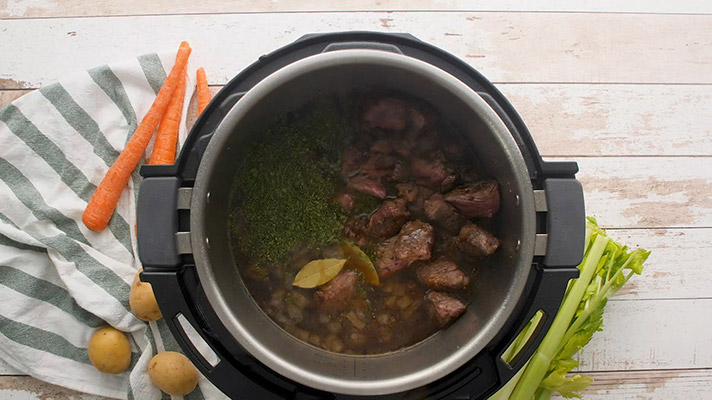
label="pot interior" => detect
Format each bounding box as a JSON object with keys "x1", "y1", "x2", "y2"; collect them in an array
[{"x1": 191, "y1": 49, "x2": 535, "y2": 395}]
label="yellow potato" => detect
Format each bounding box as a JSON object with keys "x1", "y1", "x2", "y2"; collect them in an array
[
  {"x1": 148, "y1": 351, "x2": 199, "y2": 396},
  {"x1": 130, "y1": 269, "x2": 162, "y2": 321},
  {"x1": 88, "y1": 326, "x2": 131, "y2": 374}
]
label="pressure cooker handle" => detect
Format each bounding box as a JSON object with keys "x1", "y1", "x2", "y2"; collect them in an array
[
  {"x1": 490, "y1": 266, "x2": 579, "y2": 389},
  {"x1": 141, "y1": 270, "x2": 284, "y2": 399},
  {"x1": 541, "y1": 177, "x2": 586, "y2": 268},
  {"x1": 317, "y1": 32, "x2": 420, "y2": 54},
  {"x1": 136, "y1": 176, "x2": 182, "y2": 269}
]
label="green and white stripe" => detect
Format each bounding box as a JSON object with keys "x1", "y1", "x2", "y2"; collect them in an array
[{"x1": 0, "y1": 51, "x2": 224, "y2": 399}]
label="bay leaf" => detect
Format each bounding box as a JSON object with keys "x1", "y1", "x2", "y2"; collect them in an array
[
  {"x1": 341, "y1": 241, "x2": 380, "y2": 286},
  {"x1": 292, "y1": 258, "x2": 347, "y2": 288}
]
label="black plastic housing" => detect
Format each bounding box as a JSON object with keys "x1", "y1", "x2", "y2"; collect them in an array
[{"x1": 138, "y1": 32, "x2": 583, "y2": 400}]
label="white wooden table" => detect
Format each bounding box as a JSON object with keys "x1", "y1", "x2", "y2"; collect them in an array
[{"x1": 1, "y1": 1, "x2": 711, "y2": 398}]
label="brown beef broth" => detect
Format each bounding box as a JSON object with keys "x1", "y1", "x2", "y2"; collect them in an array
[
  {"x1": 231, "y1": 91, "x2": 496, "y2": 355},
  {"x1": 263, "y1": 270, "x2": 440, "y2": 355}
]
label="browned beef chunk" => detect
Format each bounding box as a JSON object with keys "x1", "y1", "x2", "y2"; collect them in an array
[
  {"x1": 376, "y1": 220, "x2": 435, "y2": 278},
  {"x1": 424, "y1": 193, "x2": 468, "y2": 234},
  {"x1": 441, "y1": 135, "x2": 466, "y2": 161},
  {"x1": 367, "y1": 139, "x2": 411, "y2": 182},
  {"x1": 374, "y1": 238, "x2": 407, "y2": 279},
  {"x1": 364, "y1": 98, "x2": 408, "y2": 131},
  {"x1": 392, "y1": 139, "x2": 413, "y2": 159},
  {"x1": 457, "y1": 223, "x2": 501, "y2": 257},
  {"x1": 370, "y1": 139, "x2": 393, "y2": 155},
  {"x1": 348, "y1": 176, "x2": 387, "y2": 199},
  {"x1": 426, "y1": 291, "x2": 466, "y2": 326},
  {"x1": 444, "y1": 180, "x2": 500, "y2": 218},
  {"x1": 393, "y1": 220, "x2": 435, "y2": 263},
  {"x1": 397, "y1": 182, "x2": 419, "y2": 203},
  {"x1": 364, "y1": 98, "x2": 434, "y2": 135},
  {"x1": 397, "y1": 183, "x2": 434, "y2": 215},
  {"x1": 387, "y1": 161, "x2": 410, "y2": 182},
  {"x1": 411, "y1": 151, "x2": 457, "y2": 192},
  {"x1": 366, "y1": 198, "x2": 410, "y2": 239},
  {"x1": 416, "y1": 259, "x2": 470, "y2": 290},
  {"x1": 408, "y1": 108, "x2": 428, "y2": 137},
  {"x1": 341, "y1": 147, "x2": 363, "y2": 178},
  {"x1": 314, "y1": 270, "x2": 358, "y2": 311},
  {"x1": 343, "y1": 215, "x2": 369, "y2": 246},
  {"x1": 414, "y1": 186, "x2": 436, "y2": 211},
  {"x1": 361, "y1": 153, "x2": 396, "y2": 178},
  {"x1": 405, "y1": 107, "x2": 437, "y2": 143},
  {"x1": 335, "y1": 193, "x2": 354, "y2": 212},
  {"x1": 410, "y1": 129, "x2": 439, "y2": 155}
]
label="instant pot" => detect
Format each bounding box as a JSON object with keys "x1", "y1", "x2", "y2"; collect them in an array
[{"x1": 137, "y1": 32, "x2": 585, "y2": 399}]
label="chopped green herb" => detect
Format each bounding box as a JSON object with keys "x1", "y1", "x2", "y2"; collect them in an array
[{"x1": 229, "y1": 101, "x2": 349, "y2": 269}]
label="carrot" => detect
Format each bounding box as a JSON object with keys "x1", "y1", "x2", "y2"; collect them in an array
[
  {"x1": 82, "y1": 41, "x2": 192, "y2": 231},
  {"x1": 196, "y1": 67, "x2": 211, "y2": 115},
  {"x1": 149, "y1": 65, "x2": 187, "y2": 165}
]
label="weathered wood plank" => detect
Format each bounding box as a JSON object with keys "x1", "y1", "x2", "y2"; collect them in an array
[
  {"x1": 572, "y1": 157, "x2": 712, "y2": 229},
  {"x1": 0, "y1": 376, "x2": 104, "y2": 399},
  {"x1": 2, "y1": 13, "x2": 711, "y2": 89},
  {"x1": 0, "y1": 6, "x2": 709, "y2": 400},
  {"x1": 3, "y1": 370, "x2": 712, "y2": 400},
  {"x1": 499, "y1": 84, "x2": 712, "y2": 157},
  {"x1": 2, "y1": 369, "x2": 711, "y2": 400},
  {"x1": 552, "y1": 369, "x2": 712, "y2": 400},
  {"x1": 605, "y1": 228, "x2": 712, "y2": 300},
  {"x1": 576, "y1": 298, "x2": 712, "y2": 371},
  {"x1": 9, "y1": 84, "x2": 712, "y2": 158},
  {"x1": 2, "y1": 0, "x2": 712, "y2": 18},
  {"x1": 0, "y1": 90, "x2": 33, "y2": 108}
]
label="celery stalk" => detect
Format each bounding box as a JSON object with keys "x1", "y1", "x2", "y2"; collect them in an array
[
  {"x1": 500, "y1": 218, "x2": 649, "y2": 400},
  {"x1": 488, "y1": 361, "x2": 528, "y2": 400},
  {"x1": 510, "y1": 233, "x2": 609, "y2": 399},
  {"x1": 490, "y1": 312, "x2": 543, "y2": 400}
]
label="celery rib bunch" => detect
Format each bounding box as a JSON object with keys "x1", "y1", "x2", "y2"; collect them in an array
[{"x1": 492, "y1": 217, "x2": 650, "y2": 400}]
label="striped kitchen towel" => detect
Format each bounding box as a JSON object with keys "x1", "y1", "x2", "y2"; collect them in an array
[{"x1": 0, "y1": 51, "x2": 227, "y2": 400}]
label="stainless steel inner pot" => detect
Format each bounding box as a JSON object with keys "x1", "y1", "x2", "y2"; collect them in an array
[{"x1": 190, "y1": 49, "x2": 536, "y2": 395}]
